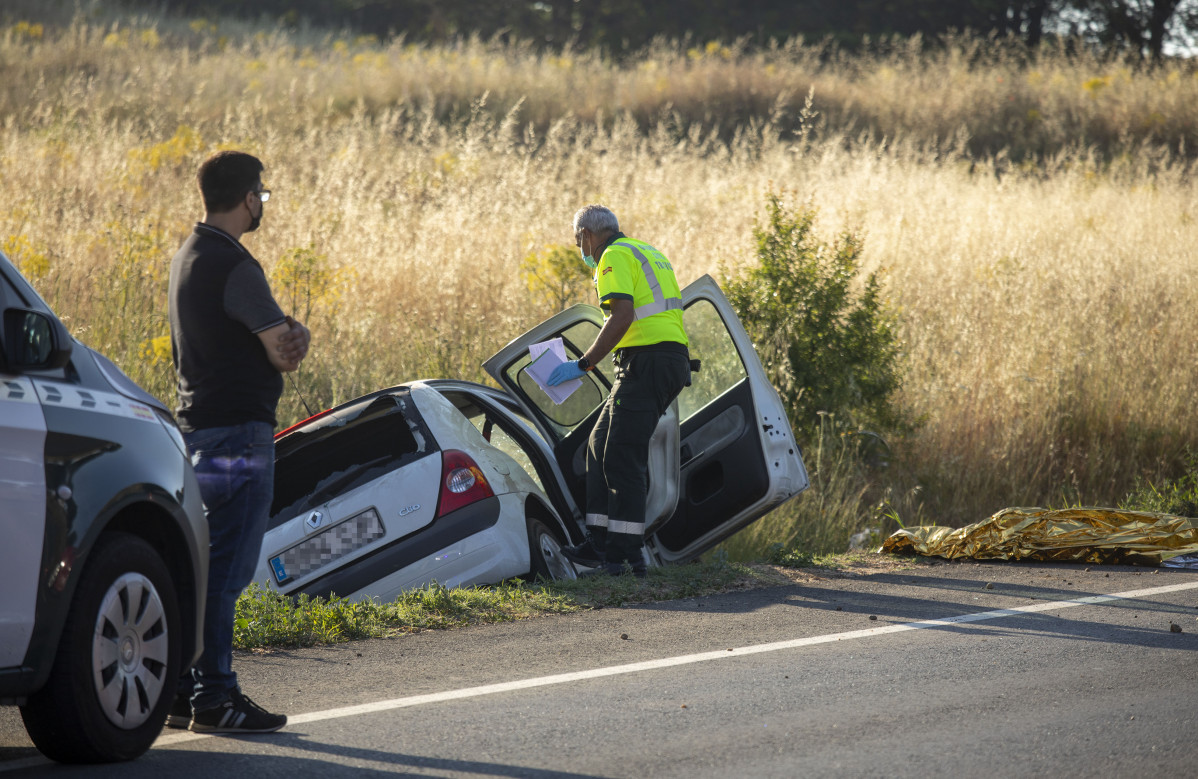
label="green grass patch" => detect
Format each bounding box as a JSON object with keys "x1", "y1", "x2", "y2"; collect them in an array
[
  {"x1": 544, "y1": 557, "x2": 774, "y2": 608},
  {"x1": 766, "y1": 545, "x2": 820, "y2": 568},
  {"x1": 1119, "y1": 454, "x2": 1198, "y2": 518},
  {"x1": 766, "y1": 545, "x2": 940, "y2": 572},
  {"x1": 233, "y1": 581, "x2": 580, "y2": 649},
  {"x1": 232, "y1": 558, "x2": 778, "y2": 649},
  {"x1": 767, "y1": 546, "x2": 866, "y2": 570}
]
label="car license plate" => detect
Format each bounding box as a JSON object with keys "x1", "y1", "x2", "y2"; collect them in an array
[{"x1": 269, "y1": 508, "x2": 385, "y2": 585}]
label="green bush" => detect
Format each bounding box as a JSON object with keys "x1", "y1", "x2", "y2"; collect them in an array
[
  {"x1": 1119, "y1": 455, "x2": 1198, "y2": 517},
  {"x1": 723, "y1": 193, "x2": 905, "y2": 442},
  {"x1": 520, "y1": 243, "x2": 593, "y2": 316}
]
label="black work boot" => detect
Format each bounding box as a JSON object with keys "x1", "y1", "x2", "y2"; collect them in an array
[
  {"x1": 579, "y1": 560, "x2": 647, "y2": 578},
  {"x1": 561, "y1": 537, "x2": 605, "y2": 568}
]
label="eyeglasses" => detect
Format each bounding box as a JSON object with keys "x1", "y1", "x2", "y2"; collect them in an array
[
  {"x1": 574, "y1": 229, "x2": 584, "y2": 247},
  {"x1": 256, "y1": 189, "x2": 271, "y2": 203}
]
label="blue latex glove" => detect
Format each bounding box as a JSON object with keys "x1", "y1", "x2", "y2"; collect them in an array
[{"x1": 547, "y1": 360, "x2": 586, "y2": 386}]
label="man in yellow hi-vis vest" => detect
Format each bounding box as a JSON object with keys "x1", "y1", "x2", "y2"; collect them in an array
[{"x1": 547, "y1": 204, "x2": 690, "y2": 576}]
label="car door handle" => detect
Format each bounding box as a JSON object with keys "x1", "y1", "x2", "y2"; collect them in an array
[{"x1": 680, "y1": 446, "x2": 705, "y2": 468}]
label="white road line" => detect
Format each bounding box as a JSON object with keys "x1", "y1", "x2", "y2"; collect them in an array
[{"x1": 150, "y1": 579, "x2": 1198, "y2": 747}]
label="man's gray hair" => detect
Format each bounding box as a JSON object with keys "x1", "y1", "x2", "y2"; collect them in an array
[{"x1": 573, "y1": 204, "x2": 620, "y2": 235}]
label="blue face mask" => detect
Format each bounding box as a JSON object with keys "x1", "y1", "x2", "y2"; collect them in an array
[{"x1": 578, "y1": 230, "x2": 597, "y2": 269}]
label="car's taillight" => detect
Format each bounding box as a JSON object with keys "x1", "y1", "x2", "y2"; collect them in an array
[{"x1": 435, "y1": 449, "x2": 495, "y2": 517}]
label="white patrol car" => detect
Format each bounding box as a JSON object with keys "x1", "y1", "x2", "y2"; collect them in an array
[{"x1": 0, "y1": 251, "x2": 208, "y2": 763}]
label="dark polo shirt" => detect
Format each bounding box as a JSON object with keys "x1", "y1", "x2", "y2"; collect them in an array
[{"x1": 169, "y1": 223, "x2": 287, "y2": 432}]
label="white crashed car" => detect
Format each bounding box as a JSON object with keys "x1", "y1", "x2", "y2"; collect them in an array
[{"x1": 255, "y1": 275, "x2": 809, "y2": 601}]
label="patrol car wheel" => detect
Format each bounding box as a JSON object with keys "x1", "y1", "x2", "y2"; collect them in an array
[
  {"x1": 527, "y1": 517, "x2": 577, "y2": 582},
  {"x1": 20, "y1": 532, "x2": 181, "y2": 764}
]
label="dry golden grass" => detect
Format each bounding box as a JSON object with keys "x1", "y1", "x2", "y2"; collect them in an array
[{"x1": 2, "y1": 16, "x2": 1195, "y2": 543}]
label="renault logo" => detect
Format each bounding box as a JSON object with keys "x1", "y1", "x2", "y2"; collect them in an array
[{"x1": 305, "y1": 511, "x2": 324, "y2": 531}]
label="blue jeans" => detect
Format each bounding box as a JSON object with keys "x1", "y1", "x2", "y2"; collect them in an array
[{"x1": 179, "y1": 421, "x2": 275, "y2": 710}]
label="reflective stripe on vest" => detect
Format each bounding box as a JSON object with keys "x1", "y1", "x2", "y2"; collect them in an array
[{"x1": 612, "y1": 240, "x2": 683, "y2": 320}]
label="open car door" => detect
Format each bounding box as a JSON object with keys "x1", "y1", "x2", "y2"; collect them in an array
[
  {"x1": 647, "y1": 274, "x2": 808, "y2": 562},
  {"x1": 483, "y1": 274, "x2": 808, "y2": 562}
]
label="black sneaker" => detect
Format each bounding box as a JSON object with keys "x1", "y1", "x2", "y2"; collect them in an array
[
  {"x1": 561, "y1": 539, "x2": 605, "y2": 568},
  {"x1": 189, "y1": 689, "x2": 286, "y2": 734},
  {"x1": 165, "y1": 691, "x2": 192, "y2": 729}
]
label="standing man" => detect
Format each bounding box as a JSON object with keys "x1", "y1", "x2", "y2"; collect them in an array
[
  {"x1": 547, "y1": 205, "x2": 690, "y2": 576},
  {"x1": 167, "y1": 150, "x2": 310, "y2": 733}
]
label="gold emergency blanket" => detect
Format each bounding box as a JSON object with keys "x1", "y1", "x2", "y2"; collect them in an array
[{"x1": 881, "y1": 507, "x2": 1198, "y2": 566}]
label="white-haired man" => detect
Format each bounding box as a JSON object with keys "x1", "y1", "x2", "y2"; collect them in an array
[{"x1": 547, "y1": 205, "x2": 690, "y2": 576}]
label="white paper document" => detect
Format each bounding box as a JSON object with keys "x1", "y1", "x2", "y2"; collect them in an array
[{"x1": 525, "y1": 337, "x2": 582, "y2": 405}]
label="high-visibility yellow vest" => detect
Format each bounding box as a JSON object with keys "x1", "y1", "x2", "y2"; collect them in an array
[{"x1": 595, "y1": 237, "x2": 688, "y2": 350}]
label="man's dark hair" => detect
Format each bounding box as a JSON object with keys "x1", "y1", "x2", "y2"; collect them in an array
[{"x1": 197, "y1": 151, "x2": 264, "y2": 213}]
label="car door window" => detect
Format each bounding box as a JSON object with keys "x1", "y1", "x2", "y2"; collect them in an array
[
  {"x1": 678, "y1": 298, "x2": 748, "y2": 422},
  {"x1": 459, "y1": 400, "x2": 548, "y2": 494},
  {"x1": 502, "y1": 320, "x2": 613, "y2": 435}
]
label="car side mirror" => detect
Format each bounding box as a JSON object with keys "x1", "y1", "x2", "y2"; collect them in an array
[{"x1": 2, "y1": 308, "x2": 72, "y2": 371}]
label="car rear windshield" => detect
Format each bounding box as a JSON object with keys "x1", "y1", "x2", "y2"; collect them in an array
[{"x1": 271, "y1": 390, "x2": 434, "y2": 523}]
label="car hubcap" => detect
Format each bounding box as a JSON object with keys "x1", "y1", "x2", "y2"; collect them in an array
[
  {"x1": 92, "y1": 572, "x2": 169, "y2": 729},
  {"x1": 539, "y1": 533, "x2": 577, "y2": 580}
]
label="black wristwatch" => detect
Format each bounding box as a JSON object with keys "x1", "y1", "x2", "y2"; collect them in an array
[{"x1": 577, "y1": 357, "x2": 592, "y2": 372}]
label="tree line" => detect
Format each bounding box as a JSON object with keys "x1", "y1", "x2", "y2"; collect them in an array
[{"x1": 141, "y1": 1, "x2": 1197, "y2": 58}]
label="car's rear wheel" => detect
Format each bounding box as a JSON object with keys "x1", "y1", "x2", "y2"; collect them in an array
[
  {"x1": 527, "y1": 517, "x2": 577, "y2": 581},
  {"x1": 21, "y1": 532, "x2": 181, "y2": 764}
]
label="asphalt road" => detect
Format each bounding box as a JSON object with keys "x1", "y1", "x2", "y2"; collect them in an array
[{"x1": 3, "y1": 558, "x2": 1197, "y2": 778}]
